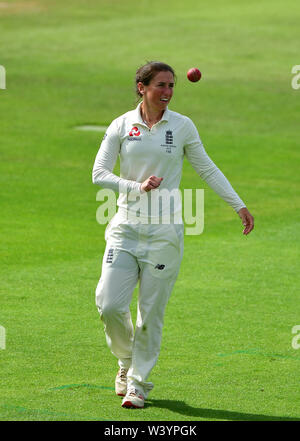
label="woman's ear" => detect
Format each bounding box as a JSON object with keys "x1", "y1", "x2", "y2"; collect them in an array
[{"x1": 137, "y1": 81, "x2": 145, "y2": 96}]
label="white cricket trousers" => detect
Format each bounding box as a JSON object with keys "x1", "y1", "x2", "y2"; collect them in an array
[{"x1": 95, "y1": 213, "x2": 184, "y2": 399}]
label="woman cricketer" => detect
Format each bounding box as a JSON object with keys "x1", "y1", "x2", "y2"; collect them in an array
[{"x1": 92, "y1": 61, "x2": 254, "y2": 409}]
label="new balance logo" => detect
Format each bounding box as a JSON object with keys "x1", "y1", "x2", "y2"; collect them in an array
[
  {"x1": 155, "y1": 264, "x2": 165, "y2": 270},
  {"x1": 106, "y1": 249, "x2": 114, "y2": 263}
]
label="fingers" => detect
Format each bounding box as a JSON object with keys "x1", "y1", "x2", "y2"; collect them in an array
[
  {"x1": 141, "y1": 176, "x2": 163, "y2": 192},
  {"x1": 149, "y1": 176, "x2": 163, "y2": 187},
  {"x1": 242, "y1": 214, "x2": 254, "y2": 235},
  {"x1": 238, "y1": 207, "x2": 254, "y2": 235}
]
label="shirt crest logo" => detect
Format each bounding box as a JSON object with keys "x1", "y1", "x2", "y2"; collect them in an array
[
  {"x1": 165, "y1": 130, "x2": 173, "y2": 145},
  {"x1": 106, "y1": 248, "x2": 114, "y2": 263},
  {"x1": 161, "y1": 130, "x2": 176, "y2": 153}
]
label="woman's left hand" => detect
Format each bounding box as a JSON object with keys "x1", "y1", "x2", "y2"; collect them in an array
[{"x1": 238, "y1": 207, "x2": 254, "y2": 235}]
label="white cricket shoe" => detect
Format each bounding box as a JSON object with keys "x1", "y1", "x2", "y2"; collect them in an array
[
  {"x1": 122, "y1": 388, "x2": 145, "y2": 409},
  {"x1": 115, "y1": 368, "x2": 128, "y2": 397}
]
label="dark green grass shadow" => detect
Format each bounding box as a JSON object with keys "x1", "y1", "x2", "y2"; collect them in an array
[{"x1": 146, "y1": 400, "x2": 300, "y2": 421}]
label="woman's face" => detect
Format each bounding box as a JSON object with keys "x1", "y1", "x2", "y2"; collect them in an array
[{"x1": 138, "y1": 70, "x2": 174, "y2": 112}]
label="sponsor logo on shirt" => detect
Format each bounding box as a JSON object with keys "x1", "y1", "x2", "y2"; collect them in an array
[
  {"x1": 129, "y1": 127, "x2": 140, "y2": 137},
  {"x1": 128, "y1": 126, "x2": 142, "y2": 141},
  {"x1": 161, "y1": 130, "x2": 176, "y2": 153}
]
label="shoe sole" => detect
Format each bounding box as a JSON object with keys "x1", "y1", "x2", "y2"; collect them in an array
[{"x1": 122, "y1": 400, "x2": 144, "y2": 409}]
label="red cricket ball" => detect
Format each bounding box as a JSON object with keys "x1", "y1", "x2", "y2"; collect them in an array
[{"x1": 187, "y1": 67, "x2": 202, "y2": 82}]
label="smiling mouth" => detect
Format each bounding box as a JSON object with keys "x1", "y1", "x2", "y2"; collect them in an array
[{"x1": 160, "y1": 98, "x2": 169, "y2": 102}]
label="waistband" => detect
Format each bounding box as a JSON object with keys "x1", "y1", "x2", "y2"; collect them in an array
[{"x1": 116, "y1": 207, "x2": 183, "y2": 225}]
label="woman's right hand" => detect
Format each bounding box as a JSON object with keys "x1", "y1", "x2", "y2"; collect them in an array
[{"x1": 141, "y1": 176, "x2": 163, "y2": 192}]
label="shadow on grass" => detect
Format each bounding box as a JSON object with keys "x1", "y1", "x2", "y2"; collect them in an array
[{"x1": 146, "y1": 400, "x2": 300, "y2": 421}]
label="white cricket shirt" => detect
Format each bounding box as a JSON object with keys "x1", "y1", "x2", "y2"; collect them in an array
[{"x1": 92, "y1": 103, "x2": 245, "y2": 221}]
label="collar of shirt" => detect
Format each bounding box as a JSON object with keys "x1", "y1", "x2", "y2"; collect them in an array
[{"x1": 131, "y1": 102, "x2": 170, "y2": 126}]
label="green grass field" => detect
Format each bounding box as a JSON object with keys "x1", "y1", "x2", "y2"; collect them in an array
[{"x1": 1, "y1": 0, "x2": 300, "y2": 421}]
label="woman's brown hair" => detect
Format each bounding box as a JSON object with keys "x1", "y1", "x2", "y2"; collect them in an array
[{"x1": 135, "y1": 61, "x2": 176, "y2": 98}]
